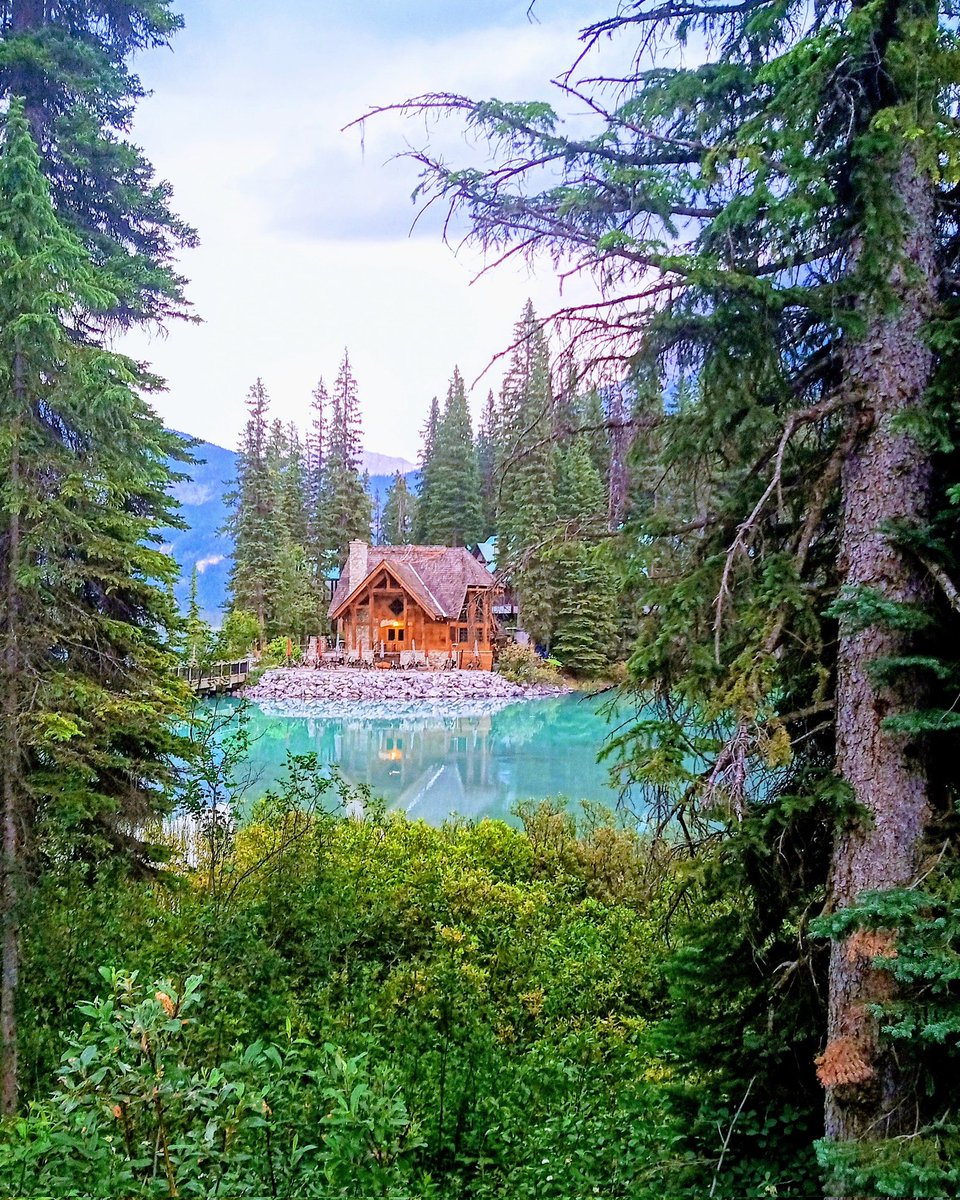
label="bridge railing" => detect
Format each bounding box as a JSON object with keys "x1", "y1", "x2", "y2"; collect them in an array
[{"x1": 175, "y1": 661, "x2": 250, "y2": 689}]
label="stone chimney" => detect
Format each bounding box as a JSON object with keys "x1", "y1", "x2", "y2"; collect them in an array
[{"x1": 347, "y1": 539, "x2": 368, "y2": 590}]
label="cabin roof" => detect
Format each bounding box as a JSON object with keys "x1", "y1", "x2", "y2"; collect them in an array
[{"x1": 328, "y1": 545, "x2": 496, "y2": 622}]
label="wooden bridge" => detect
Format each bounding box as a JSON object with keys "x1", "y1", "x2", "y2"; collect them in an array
[{"x1": 176, "y1": 660, "x2": 251, "y2": 695}]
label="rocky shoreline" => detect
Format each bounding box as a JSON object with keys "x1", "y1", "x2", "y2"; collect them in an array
[{"x1": 243, "y1": 667, "x2": 568, "y2": 706}]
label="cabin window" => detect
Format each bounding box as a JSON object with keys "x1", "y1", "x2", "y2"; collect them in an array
[
  {"x1": 387, "y1": 628, "x2": 395, "y2": 642},
  {"x1": 389, "y1": 597, "x2": 404, "y2": 616},
  {"x1": 458, "y1": 628, "x2": 468, "y2": 643},
  {"x1": 397, "y1": 628, "x2": 405, "y2": 642}
]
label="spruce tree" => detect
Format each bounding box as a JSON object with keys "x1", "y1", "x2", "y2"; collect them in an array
[
  {"x1": 382, "y1": 472, "x2": 417, "y2": 545},
  {"x1": 476, "y1": 388, "x2": 497, "y2": 538},
  {"x1": 421, "y1": 367, "x2": 483, "y2": 546},
  {"x1": 281, "y1": 422, "x2": 309, "y2": 552},
  {"x1": 318, "y1": 351, "x2": 371, "y2": 567},
  {"x1": 378, "y1": 2, "x2": 960, "y2": 1185},
  {"x1": 496, "y1": 301, "x2": 557, "y2": 646},
  {"x1": 226, "y1": 397, "x2": 318, "y2": 640},
  {"x1": 225, "y1": 381, "x2": 278, "y2": 636},
  {"x1": 414, "y1": 396, "x2": 440, "y2": 543},
  {"x1": 0, "y1": 0, "x2": 196, "y2": 324},
  {"x1": 551, "y1": 439, "x2": 617, "y2": 674},
  {"x1": 0, "y1": 101, "x2": 188, "y2": 1111},
  {"x1": 305, "y1": 379, "x2": 327, "y2": 572},
  {"x1": 183, "y1": 567, "x2": 213, "y2": 666}
]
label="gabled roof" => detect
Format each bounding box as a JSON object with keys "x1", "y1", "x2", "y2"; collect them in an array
[{"x1": 328, "y1": 545, "x2": 496, "y2": 621}]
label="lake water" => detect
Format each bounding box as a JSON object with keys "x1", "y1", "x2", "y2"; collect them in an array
[{"x1": 230, "y1": 692, "x2": 633, "y2": 824}]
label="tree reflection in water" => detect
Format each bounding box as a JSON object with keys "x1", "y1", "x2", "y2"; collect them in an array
[{"x1": 226, "y1": 694, "x2": 624, "y2": 823}]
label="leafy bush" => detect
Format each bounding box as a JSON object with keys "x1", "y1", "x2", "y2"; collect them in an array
[
  {"x1": 215, "y1": 608, "x2": 259, "y2": 660},
  {"x1": 14, "y1": 769, "x2": 677, "y2": 1199},
  {"x1": 0, "y1": 969, "x2": 425, "y2": 1199},
  {"x1": 495, "y1": 642, "x2": 563, "y2": 686},
  {"x1": 259, "y1": 636, "x2": 303, "y2": 667}
]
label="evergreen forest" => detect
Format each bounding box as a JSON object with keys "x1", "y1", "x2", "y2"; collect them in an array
[{"x1": 1, "y1": 1, "x2": 960, "y2": 1198}]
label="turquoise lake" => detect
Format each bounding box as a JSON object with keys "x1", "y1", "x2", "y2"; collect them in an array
[{"x1": 232, "y1": 692, "x2": 635, "y2": 824}]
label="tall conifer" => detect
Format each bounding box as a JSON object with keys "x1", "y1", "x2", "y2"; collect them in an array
[
  {"x1": 0, "y1": 102, "x2": 187, "y2": 1110},
  {"x1": 319, "y1": 352, "x2": 371, "y2": 566},
  {"x1": 0, "y1": 1, "x2": 196, "y2": 324},
  {"x1": 414, "y1": 396, "x2": 440, "y2": 543},
  {"x1": 497, "y1": 301, "x2": 557, "y2": 645},
  {"x1": 225, "y1": 381, "x2": 276, "y2": 636},
  {"x1": 551, "y1": 439, "x2": 617, "y2": 674},
  {"x1": 420, "y1": 368, "x2": 483, "y2": 546},
  {"x1": 382, "y1": 472, "x2": 417, "y2": 545},
  {"x1": 477, "y1": 388, "x2": 497, "y2": 538}
]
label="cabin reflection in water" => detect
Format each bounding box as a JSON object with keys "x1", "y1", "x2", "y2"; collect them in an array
[
  {"x1": 302, "y1": 713, "x2": 499, "y2": 822},
  {"x1": 240, "y1": 694, "x2": 621, "y2": 822}
]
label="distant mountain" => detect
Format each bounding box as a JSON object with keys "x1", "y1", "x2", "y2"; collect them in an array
[
  {"x1": 362, "y1": 450, "x2": 417, "y2": 476},
  {"x1": 167, "y1": 435, "x2": 416, "y2": 625},
  {"x1": 166, "y1": 436, "x2": 236, "y2": 625}
]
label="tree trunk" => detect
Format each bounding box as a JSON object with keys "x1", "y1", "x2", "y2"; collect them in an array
[
  {"x1": 0, "y1": 400, "x2": 22, "y2": 1116},
  {"x1": 9, "y1": 0, "x2": 47, "y2": 139},
  {"x1": 823, "y1": 153, "x2": 937, "y2": 1149}
]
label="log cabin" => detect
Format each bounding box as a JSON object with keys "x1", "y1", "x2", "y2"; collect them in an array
[{"x1": 328, "y1": 541, "x2": 499, "y2": 659}]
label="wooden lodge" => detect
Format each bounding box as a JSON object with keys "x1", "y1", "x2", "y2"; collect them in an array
[{"x1": 328, "y1": 541, "x2": 499, "y2": 664}]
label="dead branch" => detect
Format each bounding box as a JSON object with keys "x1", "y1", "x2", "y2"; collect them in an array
[{"x1": 713, "y1": 393, "x2": 851, "y2": 660}]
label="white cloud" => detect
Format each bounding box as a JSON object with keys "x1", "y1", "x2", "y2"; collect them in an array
[
  {"x1": 196, "y1": 555, "x2": 226, "y2": 574},
  {"x1": 120, "y1": 1, "x2": 617, "y2": 461}
]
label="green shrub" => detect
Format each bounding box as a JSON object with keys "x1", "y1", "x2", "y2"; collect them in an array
[
  {"x1": 495, "y1": 642, "x2": 563, "y2": 686},
  {"x1": 14, "y1": 783, "x2": 676, "y2": 1199},
  {"x1": 0, "y1": 969, "x2": 426, "y2": 1199},
  {"x1": 259, "y1": 636, "x2": 303, "y2": 667}
]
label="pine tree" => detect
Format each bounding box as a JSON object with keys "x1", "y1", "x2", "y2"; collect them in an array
[
  {"x1": 305, "y1": 379, "x2": 327, "y2": 571},
  {"x1": 496, "y1": 301, "x2": 557, "y2": 646},
  {"x1": 281, "y1": 422, "x2": 309, "y2": 552},
  {"x1": 317, "y1": 351, "x2": 371, "y2": 567},
  {"x1": 420, "y1": 367, "x2": 483, "y2": 546},
  {"x1": 476, "y1": 389, "x2": 497, "y2": 538},
  {"x1": 382, "y1": 472, "x2": 417, "y2": 545},
  {"x1": 414, "y1": 396, "x2": 440, "y2": 543},
  {"x1": 0, "y1": 101, "x2": 188, "y2": 1111},
  {"x1": 225, "y1": 381, "x2": 276, "y2": 636},
  {"x1": 551, "y1": 439, "x2": 617, "y2": 674},
  {"x1": 384, "y1": 2, "x2": 960, "y2": 1182},
  {"x1": 226, "y1": 398, "x2": 319, "y2": 640},
  {"x1": 0, "y1": 1, "x2": 196, "y2": 324},
  {"x1": 183, "y1": 567, "x2": 213, "y2": 666}
]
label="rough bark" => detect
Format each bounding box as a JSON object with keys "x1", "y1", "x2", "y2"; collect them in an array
[
  {"x1": 0, "y1": 399, "x2": 22, "y2": 1116},
  {"x1": 823, "y1": 153, "x2": 937, "y2": 1147},
  {"x1": 8, "y1": 0, "x2": 47, "y2": 138}
]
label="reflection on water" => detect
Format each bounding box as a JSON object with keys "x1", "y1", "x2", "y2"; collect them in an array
[{"x1": 234, "y1": 693, "x2": 628, "y2": 824}]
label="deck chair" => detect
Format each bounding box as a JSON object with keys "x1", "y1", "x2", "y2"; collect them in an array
[
  {"x1": 361, "y1": 649, "x2": 375, "y2": 668},
  {"x1": 399, "y1": 650, "x2": 413, "y2": 669}
]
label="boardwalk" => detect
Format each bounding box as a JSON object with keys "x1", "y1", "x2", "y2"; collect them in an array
[{"x1": 176, "y1": 660, "x2": 251, "y2": 695}]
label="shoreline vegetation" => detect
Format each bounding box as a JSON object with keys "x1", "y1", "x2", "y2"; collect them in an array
[{"x1": 11, "y1": 766, "x2": 678, "y2": 1200}]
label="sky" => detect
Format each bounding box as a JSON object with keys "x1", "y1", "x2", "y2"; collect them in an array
[{"x1": 119, "y1": 0, "x2": 612, "y2": 462}]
